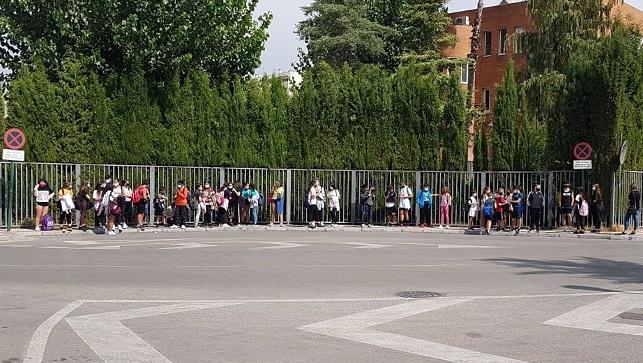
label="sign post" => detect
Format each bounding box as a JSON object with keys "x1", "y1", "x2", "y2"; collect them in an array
[
  {"x1": 573, "y1": 142, "x2": 593, "y2": 191},
  {"x1": 3, "y1": 128, "x2": 27, "y2": 231}
]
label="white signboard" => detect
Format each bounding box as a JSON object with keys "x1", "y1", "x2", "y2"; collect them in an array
[
  {"x1": 3, "y1": 149, "x2": 25, "y2": 162},
  {"x1": 573, "y1": 160, "x2": 592, "y2": 170}
]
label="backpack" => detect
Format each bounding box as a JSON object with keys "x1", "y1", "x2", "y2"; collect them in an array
[
  {"x1": 258, "y1": 193, "x2": 265, "y2": 207},
  {"x1": 132, "y1": 186, "x2": 145, "y2": 204},
  {"x1": 579, "y1": 200, "x2": 589, "y2": 217},
  {"x1": 154, "y1": 196, "x2": 165, "y2": 213},
  {"x1": 41, "y1": 214, "x2": 54, "y2": 231},
  {"x1": 483, "y1": 198, "x2": 495, "y2": 218},
  {"x1": 189, "y1": 192, "x2": 199, "y2": 210}
]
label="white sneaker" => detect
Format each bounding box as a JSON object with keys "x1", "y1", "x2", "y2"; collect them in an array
[
  {"x1": 35, "y1": 226, "x2": 41, "y2": 232},
  {"x1": 122, "y1": 224, "x2": 128, "y2": 230},
  {"x1": 445, "y1": 225, "x2": 450, "y2": 229},
  {"x1": 170, "y1": 225, "x2": 178, "y2": 229},
  {"x1": 223, "y1": 224, "x2": 231, "y2": 228},
  {"x1": 118, "y1": 225, "x2": 123, "y2": 232},
  {"x1": 269, "y1": 223, "x2": 275, "y2": 227},
  {"x1": 361, "y1": 224, "x2": 367, "y2": 228},
  {"x1": 107, "y1": 231, "x2": 117, "y2": 236},
  {"x1": 368, "y1": 224, "x2": 374, "y2": 228},
  {"x1": 181, "y1": 225, "x2": 186, "y2": 230},
  {"x1": 319, "y1": 223, "x2": 325, "y2": 228},
  {"x1": 279, "y1": 223, "x2": 285, "y2": 227},
  {"x1": 438, "y1": 225, "x2": 444, "y2": 230}
]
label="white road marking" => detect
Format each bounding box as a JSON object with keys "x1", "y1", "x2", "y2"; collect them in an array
[
  {"x1": 40, "y1": 246, "x2": 121, "y2": 250},
  {"x1": 159, "y1": 243, "x2": 216, "y2": 250},
  {"x1": 436, "y1": 245, "x2": 499, "y2": 249},
  {"x1": 343, "y1": 242, "x2": 394, "y2": 249},
  {"x1": 253, "y1": 242, "x2": 309, "y2": 250},
  {"x1": 22, "y1": 300, "x2": 85, "y2": 363},
  {"x1": 299, "y1": 298, "x2": 526, "y2": 363},
  {"x1": 544, "y1": 293, "x2": 643, "y2": 336},
  {"x1": 0, "y1": 244, "x2": 35, "y2": 248},
  {"x1": 66, "y1": 302, "x2": 241, "y2": 363},
  {"x1": 64, "y1": 241, "x2": 101, "y2": 246}
]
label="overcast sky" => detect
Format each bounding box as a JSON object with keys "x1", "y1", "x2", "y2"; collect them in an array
[{"x1": 255, "y1": 0, "x2": 643, "y2": 73}]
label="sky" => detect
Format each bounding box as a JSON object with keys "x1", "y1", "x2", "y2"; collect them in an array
[{"x1": 255, "y1": 0, "x2": 643, "y2": 74}]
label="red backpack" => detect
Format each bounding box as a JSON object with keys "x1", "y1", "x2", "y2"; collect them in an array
[{"x1": 132, "y1": 186, "x2": 146, "y2": 204}]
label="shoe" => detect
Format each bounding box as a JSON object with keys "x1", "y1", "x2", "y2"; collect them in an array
[
  {"x1": 361, "y1": 224, "x2": 367, "y2": 228},
  {"x1": 270, "y1": 223, "x2": 275, "y2": 227},
  {"x1": 107, "y1": 231, "x2": 117, "y2": 236},
  {"x1": 181, "y1": 225, "x2": 186, "y2": 230},
  {"x1": 438, "y1": 225, "x2": 444, "y2": 230},
  {"x1": 621, "y1": 231, "x2": 627, "y2": 235},
  {"x1": 515, "y1": 230, "x2": 519, "y2": 236},
  {"x1": 319, "y1": 223, "x2": 325, "y2": 228},
  {"x1": 35, "y1": 226, "x2": 41, "y2": 232},
  {"x1": 485, "y1": 230, "x2": 490, "y2": 236},
  {"x1": 118, "y1": 225, "x2": 123, "y2": 232},
  {"x1": 280, "y1": 223, "x2": 285, "y2": 227},
  {"x1": 368, "y1": 224, "x2": 374, "y2": 228},
  {"x1": 580, "y1": 230, "x2": 585, "y2": 234},
  {"x1": 631, "y1": 231, "x2": 637, "y2": 235},
  {"x1": 122, "y1": 224, "x2": 128, "y2": 230},
  {"x1": 445, "y1": 225, "x2": 450, "y2": 229},
  {"x1": 170, "y1": 225, "x2": 178, "y2": 229}
]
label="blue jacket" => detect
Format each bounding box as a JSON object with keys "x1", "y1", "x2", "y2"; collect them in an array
[{"x1": 416, "y1": 189, "x2": 433, "y2": 208}]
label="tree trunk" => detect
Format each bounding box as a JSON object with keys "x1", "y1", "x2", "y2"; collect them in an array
[{"x1": 467, "y1": 0, "x2": 484, "y2": 170}]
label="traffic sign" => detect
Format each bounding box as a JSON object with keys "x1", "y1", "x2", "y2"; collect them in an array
[
  {"x1": 2, "y1": 149, "x2": 25, "y2": 162},
  {"x1": 573, "y1": 142, "x2": 593, "y2": 161},
  {"x1": 573, "y1": 160, "x2": 592, "y2": 170},
  {"x1": 3, "y1": 128, "x2": 26, "y2": 150}
]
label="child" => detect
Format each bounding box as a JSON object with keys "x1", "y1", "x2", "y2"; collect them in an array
[
  {"x1": 58, "y1": 181, "x2": 75, "y2": 233},
  {"x1": 438, "y1": 186, "x2": 452, "y2": 229},
  {"x1": 398, "y1": 182, "x2": 413, "y2": 227},
  {"x1": 574, "y1": 188, "x2": 589, "y2": 234},
  {"x1": 385, "y1": 186, "x2": 398, "y2": 226},
  {"x1": 328, "y1": 184, "x2": 341, "y2": 226},
  {"x1": 154, "y1": 188, "x2": 168, "y2": 227},
  {"x1": 494, "y1": 188, "x2": 508, "y2": 231},
  {"x1": 482, "y1": 189, "x2": 495, "y2": 236},
  {"x1": 511, "y1": 186, "x2": 524, "y2": 235},
  {"x1": 467, "y1": 191, "x2": 479, "y2": 230},
  {"x1": 416, "y1": 184, "x2": 433, "y2": 228}
]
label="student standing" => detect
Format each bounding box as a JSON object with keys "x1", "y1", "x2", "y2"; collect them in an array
[
  {"x1": 482, "y1": 189, "x2": 495, "y2": 235},
  {"x1": 33, "y1": 178, "x2": 54, "y2": 231},
  {"x1": 589, "y1": 184, "x2": 603, "y2": 233},
  {"x1": 438, "y1": 187, "x2": 452, "y2": 229},
  {"x1": 385, "y1": 186, "x2": 398, "y2": 226},
  {"x1": 494, "y1": 188, "x2": 508, "y2": 231},
  {"x1": 559, "y1": 183, "x2": 575, "y2": 232},
  {"x1": 133, "y1": 180, "x2": 150, "y2": 230},
  {"x1": 171, "y1": 181, "x2": 189, "y2": 230},
  {"x1": 216, "y1": 186, "x2": 230, "y2": 227},
  {"x1": 574, "y1": 188, "x2": 589, "y2": 234},
  {"x1": 360, "y1": 184, "x2": 375, "y2": 227},
  {"x1": 249, "y1": 184, "x2": 260, "y2": 225},
  {"x1": 622, "y1": 184, "x2": 641, "y2": 235},
  {"x1": 510, "y1": 186, "x2": 524, "y2": 235},
  {"x1": 92, "y1": 183, "x2": 105, "y2": 229},
  {"x1": 154, "y1": 188, "x2": 168, "y2": 227},
  {"x1": 121, "y1": 181, "x2": 133, "y2": 229},
  {"x1": 416, "y1": 184, "x2": 433, "y2": 228},
  {"x1": 75, "y1": 182, "x2": 92, "y2": 231},
  {"x1": 398, "y1": 182, "x2": 413, "y2": 226},
  {"x1": 193, "y1": 184, "x2": 206, "y2": 228},
  {"x1": 202, "y1": 182, "x2": 215, "y2": 227},
  {"x1": 527, "y1": 184, "x2": 544, "y2": 234},
  {"x1": 57, "y1": 182, "x2": 75, "y2": 232},
  {"x1": 271, "y1": 181, "x2": 285, "y2": 227},
  {"x1": 241, "y1": 183, "x2": 252, "y2": 225},
  {"x1": 328, "y1": 184, "x2": 341, "y2": 226},
  {"x1": 467, "y1": 191, "x2": 479, "y2": 230}
]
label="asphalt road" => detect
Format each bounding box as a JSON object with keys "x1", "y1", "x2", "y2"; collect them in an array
[{"x1": 1, "y1": 227, "x2": 642, "y2": 363}]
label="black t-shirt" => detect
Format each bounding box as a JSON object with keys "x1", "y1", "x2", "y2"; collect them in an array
[
  {"x1": 385, "y1": 191, "x2": 397, "y2": 205},
  {"x1": 561, "y1": 191, "x2": 573, "y2": 207},
  {"x1": 628, "y1": 191, "x2": 641, "y2": 210}
]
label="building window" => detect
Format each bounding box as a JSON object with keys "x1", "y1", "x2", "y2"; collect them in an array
[
  {"x1": 514, "y1": 26, "x2": 525, "y2": 53},
  {"x1": 484, "y1": 89, "x2": 491, "y2": 111},
  {"x1": 499, "y1": 29, "x2": 507, "y2": 55},
  {"x1": 460, "y1": 63, "x2": 469, "y2": 84},
  {"x1": 484, "y1": 31, "x2": 492, "y2": 56}
]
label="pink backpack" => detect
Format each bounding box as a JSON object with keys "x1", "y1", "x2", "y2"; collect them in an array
[{"x1": 579, "y1": 201, "x2": 589, "y2": 217}]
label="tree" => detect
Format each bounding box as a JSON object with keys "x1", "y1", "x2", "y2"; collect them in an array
[
  {"x1": 492, "y1": 60, "x2": 518, "y2": 171},
  {"x1": 0, "y1": 0, "x2": 272, "y2": 83},
  {"x1": 442, "y1": 73, "x2": 468, "y2": 170},
  {"x1": 398, "y1": 0, "x2": 455, "y2": 64},
  {"x1": 297, "y1": 0, "x2": 395, "y2": 70}
]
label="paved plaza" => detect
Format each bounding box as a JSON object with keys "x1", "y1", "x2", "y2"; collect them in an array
[{"x1": 0, "y1": 227, "x2": 642, "y2": 362}]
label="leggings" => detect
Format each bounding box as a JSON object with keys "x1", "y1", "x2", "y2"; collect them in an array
[
  {"x1": 420, "y1": 204, "x2": 431, "y2": 225},
  {"x1": 59, "y1": 210, "x2": 72, "y2": 226},
  {"x1": 218, "y1": 207, "x2": 228, "y2": 225},
  {"x1": 440, "y1": 206, "x2": 450, "y2": 225},
  {"x1": 330, "y1": 208, "x2": 339, "y2": 224},
  {"x1": 174, "y1": 206, "x2": 188, "y2": 226},
  {"x1": 94, "y1": 209, "x2": 104, "y2": 227}
]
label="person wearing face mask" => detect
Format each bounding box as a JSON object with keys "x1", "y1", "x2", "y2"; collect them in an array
[
  {"x1": 226, "y1": 182, "x2": 241, "y2": 226},
  {"x1": 467, "y1": 191, "x2": 479, "y2": 230},
  {"x1": 399, "y1": 182, "x2": 413, "y2": 227},
  {"x1": 328, "y1": 184, "x2": 341, "y2": 226},
  {"x1": 171, "y1": 181, "x2": 189, "y2": 230},
  {"x1": 193, "y1": 184, "x2": 206, "y2": 228},
  {"x1": 33, "y1": 178, "x2": 55, "y2": 231},
  {"x1": 527, "y1": 184, "x2": 544, "y2": 234},
  {"x1": 481, "y1": 188, "x2": 495, "y2": 235},
  {"x1": 589, "y1": 184, "x2": 603, "y2": 233},
  {"x1": 559, "y1": 183, "x2": 575, "y2": 232},
  {"x1": 622, "y1": 184, "x2": 641, "y2": 235},
  {"x1": 271, "y1": 181, "x2": 285, "y2": 227},
  {"x1": 307, "y1": 179, "x2": 324, "y2": 228},
  {"x1": 510, "y1": 186, "x2": 524, "y2": 235},
  {"x1": 416, "y1": 184, "x2": 434, "y2": 228},
  {"x1": 241, "y1": 182, "x2": 252, "y2": 225},
  {"x1": 201, "y1": 182, "x2": 214, "y2": 227}
]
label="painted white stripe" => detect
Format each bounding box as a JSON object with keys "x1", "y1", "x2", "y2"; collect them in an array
[
  {"x1": 344, "y1": 242, "x2": 393, "y2": 249},
  {"x1": 436, "y1": 245, "x2": 498, "y2": 249},
  {"x1": 66, "y1": 302, "x2": 241, "y2": 363},
  {"x1": 253, "y1": 242, "x2": 309, "y2": 250},
  {"x1": 0, "y1": 263, "x2": 467, "y2": 269},
  {"x1": 0, "y1": 244, "x2": 35, "y2": 248},
  {"x1": 544, "y1": 293, "x2": 643, "y2": 336},
  {"x1": 22, "y1": 300, "x2": 85, "y2": 363},
  {"x1": 40, "y1": 246, "x2": 121, "y2": 250},
  {"x1": 300, "y1": 299, "x2": 526, "y2": 362},
  {"x1": 64, "y1": 241, "x2": 101, "y2": 245},
  {"x1": 159, "y1": 243, "x2": 216, "y2": 250}
]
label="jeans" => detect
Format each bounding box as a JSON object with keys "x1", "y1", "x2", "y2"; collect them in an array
[
  {"x1": 361, "y1": 204, "x2": 373, "y2": 225},
  {"x1": 330, "y1": 208, "x2": 339, "y2": 224},
  {"x1": 420, "y1": 203, "x2": 431, "y2": 225},
  {"x1": 251, "y1": 207, "x2": 259, "y2": 225},
  {"x1": 529, "y1": 207, "x2": 543, "y2": 231},
  {"x1": 194, "y1": 203, "x2": 205, "y2": 227},
  {"x1": 94, "y1": 208, "x2": 104, "y2": 227},
  {"x1": 204, "y1": 205, "x2": 214, "y2": 225},
  {"x1": 174, "y1": 206, "x2": 188, "y2": 227},
  {"x1": 624, "y1": 209, "x2": 640, "y2": 231},
  {"x1": 59, "y1": 210, "x2": 72, "y2": 226}
]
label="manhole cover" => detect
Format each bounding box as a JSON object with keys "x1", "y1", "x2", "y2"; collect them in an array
[
  {"x1": 618, "y1": 312, "x2": 643, "y2": 321},
  {"x1": 396, "y1": 291, "x2": 445, "y2": 299}
]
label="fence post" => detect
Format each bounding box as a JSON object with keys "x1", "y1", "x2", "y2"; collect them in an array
[
  {"x1": 611, "y1": 171, "x2": 617, "y2": 228},
  {"x1": 219, "y1": 168, "x2": 226, "y2": 189},
  {"x1": 75, "y1": 164, "x2": 81, "y2": 228},
  {"x1": 415, "y1": 171, "x2": 421, "y2": 226},
  {"x1": 149, "y1": 166, "x2": 156, "y2": 226},
  {"x1": 547, "y1": 171, "x2": 555, "y2": 228},
  {"x1": 286, "y1": 169, "x2": 292, "y2": 225},
  {"x1": 350, "y1": 170, "x2": 357, "y2": 224}
]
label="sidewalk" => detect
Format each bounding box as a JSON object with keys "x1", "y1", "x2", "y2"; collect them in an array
[{"x1": 2, "y1": 224, "x2": 641, "y2": 241}]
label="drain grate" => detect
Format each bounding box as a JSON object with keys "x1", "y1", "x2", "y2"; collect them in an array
[
  {"x1": 396, "y1": 291, "x2": 445, "y2": 299},
  {"x1": 618, "y1": 312, "x2": 643, "y2": 321}
]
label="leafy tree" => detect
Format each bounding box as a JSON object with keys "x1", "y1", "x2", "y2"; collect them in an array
[
  {"x1": 492, "y1": 60, "x2": 518, "y2": 171},
  {"x1": 442, "y1": 73, "x2": 468, "y2": 170},
  {"x1": 0, "y1": 0, "x2": 271, "y2": 83},
  {"x1": 398, "y1": 0, "x2": 455, "y2": 64}
]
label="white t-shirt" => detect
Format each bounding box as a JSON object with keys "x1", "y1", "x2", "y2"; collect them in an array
[
  {"x1": 399, "y1": 186, "x2": 412, "y2": 209},
  {"x1": 328, "y1": 190, "x2": 341, "y2": 210}
]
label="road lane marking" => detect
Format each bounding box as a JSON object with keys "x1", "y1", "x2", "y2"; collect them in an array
[
  {"x1": 0, "y1": 264, "x2": 468, "y2": 269},
  {"x1": 66, "y1": 302, "x2": 241, "y2": 363},
  {"x1": 22, "y1": 300, "x2": 85, "y2": 363},
  {"x1": 40, "y1": 246, "x2": 121, "y2": 250},
  {"x1": 159, "y1": 243, "x2": 216, "y2": 250},
  {"x1": 299, "y1": 298, "x2": 526, "y2": 362},
  {"x1": 0, "y1": 244, "x2": 35, "y2": 248},
  {"x1": 544, "y1": 293, "x2": 643, "y2": 336},
  {"x1": 253, "y1": 242, "x2": 309, "y2": 250},
  {"x1": 343, "y1": 242, "x2": 394, "y2": 249}
]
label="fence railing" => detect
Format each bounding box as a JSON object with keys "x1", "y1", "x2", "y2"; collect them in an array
[
  {"x1": 611, "y1": 171, "x2": 643, "y2": 228},
  {"x1": 0, "y1": 162, "x2": 625, "y2": 229}
]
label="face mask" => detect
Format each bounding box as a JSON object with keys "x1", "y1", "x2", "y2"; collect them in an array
[
  {"x1": 592, "y1": 187, "x2": 596, "y2": 191},
  {"x1": 424, "y1": 188, "x2": 429, "y2": 192},
  {"x1": 178, "y1": 185, "x2": 183, "y2": 189},
  {"x1": 205, "y1": 185, "x2": 210, "y2": 189},
  {"x1": 228, "y1": 185, "x2": 233, "y2": 189},
  {"x1": 329, "y1": 187, "x2": 334, "y2": 191},
  {"x1": 244, "y1": 186, "x2": 249, "y2": 189},
  {"x1": 536, "y1": 189, "x2": 541, "y2": 192},
  {"x1": 39, "y1": 182, "x2": 46, "y2": 187}
]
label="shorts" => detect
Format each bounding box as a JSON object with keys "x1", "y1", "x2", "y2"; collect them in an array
[
  {"x1": 399, "y1": 199, "x2": 411, "y2": 210},
  {"x1": 276, "y1": 200, "x2": 284, "y2": 214},
  {"x1": 386, "y1": 207, "x2": 397, "y2": 215},
  {"x1": 468, "y1": 208, "x2": 478, "y2": 218},
  {"x1": 493, "y1": 212, "x2": 503, "y2": 222},
  {"x1": 512, "y1": 207, "x2": 523, "y2": 218},
  {"x1": 135, "y1": 202, "x2": 147, "y2": 215},
  {"x1": 560, "y1": 207, "x2": 573, "y2": 215},
  {"x1": 36, "y1": 202, "x2": 49, "y2": 208}
]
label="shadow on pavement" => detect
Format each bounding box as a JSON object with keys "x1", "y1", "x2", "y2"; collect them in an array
[
  {"x1": 561, "y1": 285, "x2": 621, "y2": 292},
  {"x1": 484, "y1": 257, "x2": 643, "y2": 284}
]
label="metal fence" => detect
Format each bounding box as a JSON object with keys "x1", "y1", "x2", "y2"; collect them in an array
[
  {"x1": 611, "y1": 171, "x2": 643, "y2": 228},
  {"x1": 0, "y1": 161, "x2": 616, "y2": 228}
]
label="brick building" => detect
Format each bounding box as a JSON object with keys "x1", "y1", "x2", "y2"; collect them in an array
[{"x1": 443, "y1": 0, "x2": 643, "y2": 114}]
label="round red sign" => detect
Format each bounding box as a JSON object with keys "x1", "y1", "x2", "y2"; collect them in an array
[
  {"x1": 573, "y1": 142, "x2": 593, "y2": 161},
  {"x1": 3, "y1": 128, "x2": 26, "y2": 150}
]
